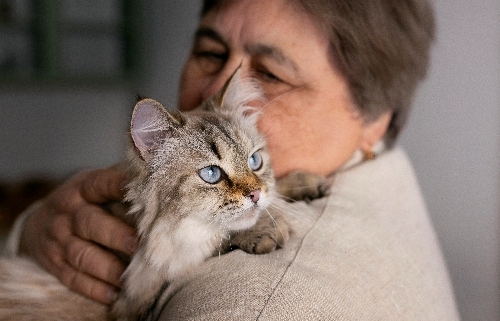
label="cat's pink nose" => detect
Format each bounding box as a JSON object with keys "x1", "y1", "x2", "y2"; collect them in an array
[{"x1": 246, "y1": 189, "x2": 261, "y2": 203}]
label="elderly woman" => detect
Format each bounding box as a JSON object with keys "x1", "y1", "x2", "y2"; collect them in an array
[{"x1": 7, "y1": 0, "x2": 460, "y2": 319}]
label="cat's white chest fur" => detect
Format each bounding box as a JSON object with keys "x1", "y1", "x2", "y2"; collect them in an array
[
  {"x1": 146, "y1": 216, "x2": 222, "y2": 278},
  {"x1": 115, "y1": 216, "x2": 223, "y2": 319}
]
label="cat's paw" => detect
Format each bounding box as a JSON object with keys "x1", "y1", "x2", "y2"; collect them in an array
[
  {"x1": 276, "y1": 171, "x2": 330, "y2": 202},
  {"x1": 223, "y1": 210, "x2": 290, "y2": 255}
]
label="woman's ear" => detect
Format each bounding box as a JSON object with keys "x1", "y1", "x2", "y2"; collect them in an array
[{"x1": 359, "y1": 111, "x2": 393, "y2": 153}]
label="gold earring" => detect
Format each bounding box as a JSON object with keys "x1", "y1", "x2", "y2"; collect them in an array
[{"x1": 363, "y1": 150, "x2": 376, "y2": 161}]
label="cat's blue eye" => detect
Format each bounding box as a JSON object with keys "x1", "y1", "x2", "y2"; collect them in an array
[
  {"x1": 248, "y1": 151, "x2": 263, "y2": 171},
  {"x1": 199, "y1": 165, "x2": 222, "y2": 184}
]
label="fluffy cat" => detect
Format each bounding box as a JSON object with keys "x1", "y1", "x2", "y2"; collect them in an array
[
  {"x1": 0, "y1": 69, "x2": 294, "y2": 321},
  {"x1": 110, "y1": 70, "x2": 287, "y2": 320}
]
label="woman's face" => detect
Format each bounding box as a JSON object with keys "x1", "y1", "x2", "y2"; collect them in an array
[{"x1": 179, "y1": 0, "x2": 386, "y2": 177}]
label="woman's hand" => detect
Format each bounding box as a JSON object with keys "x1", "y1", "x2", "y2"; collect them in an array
[{"x1": 18, "y1": 167, "x2": 138, "y2": 305}]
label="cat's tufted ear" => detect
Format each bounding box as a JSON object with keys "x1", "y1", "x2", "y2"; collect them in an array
[
  {"x1": 206, "y1": 66, "x2": 263, "y2": 113},
  {"x1": 216, "y1": 66, "x2": 242, "y2": 108},
  {"x1": 130, "y1": 98, "x2": 184, "y2": 161}
]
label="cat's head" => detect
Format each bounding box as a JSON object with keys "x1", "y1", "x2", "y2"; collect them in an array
[{"x1": 127, "y1": 69, "x2": 274, "y2": 233}]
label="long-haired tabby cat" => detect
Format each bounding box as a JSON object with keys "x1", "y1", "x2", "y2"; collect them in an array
[{"x1": 0, "y1": 69, "x2": 315, "y2": 321}]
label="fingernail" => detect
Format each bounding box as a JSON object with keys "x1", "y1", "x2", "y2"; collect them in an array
[
  {"x1": 125, "y1": 236, "x2": 138, "y2": 254},
  {"x1": 107, "y1": 289, "x2": 119, "y2": 303}
]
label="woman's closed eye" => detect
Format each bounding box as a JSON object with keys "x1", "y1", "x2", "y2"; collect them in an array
[
  {"x1": 192, "y1": 36, "x2": 228, "y2": 74},
  {"x1": 193, "y1": 50, "x2": 227, "y2": 74},
  {"x1": 255, "y1": 67, "x2": 282, "y2": 83},
  {"x1": 252, "y1": 64, "x2": 296, "y2": 99},
  {"x1": 194, "y1": 49, "x2": 228, "y2": 63}
]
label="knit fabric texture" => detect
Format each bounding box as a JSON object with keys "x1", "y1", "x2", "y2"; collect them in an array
[{"x1": 158, "y1": 148, "x2": 460, "y2": 320}]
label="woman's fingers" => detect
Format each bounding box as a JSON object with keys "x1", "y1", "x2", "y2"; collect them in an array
[
  {"x1": 58, "y1": 265, "x2": 120, "y2": 305},
  {"x1": 63, "y1": 234, "x2": 127, "y2": 288},
  {"x1": 75, "y1": 167, "x2": 138, "y2": 255},
  {"x1": 72, "y1": 203, "x2": 137, "y2": 256},
  {"x1": 17, "y1": 167, "x2": 138, "y2": 305},
  {"x1": 55, "y1": 256, "x2": 121, "y2": 305},
  {"x1": 31, "y1": 230, "x2": 122, "y2": 305},
  {"x1": 80, "y1": 167, "x2": 127, "y2": 203}
]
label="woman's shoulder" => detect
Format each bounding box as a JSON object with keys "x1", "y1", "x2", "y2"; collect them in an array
[{"x1": 159, "y1": 147, "x2": 460, "y2": 320}]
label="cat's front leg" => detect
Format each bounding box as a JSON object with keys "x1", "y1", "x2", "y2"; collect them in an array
[
  {"x1": 221, "y1": 208, "x2": 290, "y2": 255},
  {"x1": 110, "y1": 251, "x2": 166, "y2": 321}
]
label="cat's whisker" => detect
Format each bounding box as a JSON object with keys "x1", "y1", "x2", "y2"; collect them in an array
[
  {"x1": 218, "y1": 237, "x2": 222, "y2": 259},
  {"x1": 215, "y1": 224, "x2": 232, "y2": 259},
  {"x1": 205, "y1": 218, "x2": 216, "y2": 231},
  {"x1": 276, "y1": 194, "x2": 297, "y2": 203},
  {"x1": 267, "y1": 200, "x2": 311, "y2": 225},
  {"x1": 268, "y1": 191, "x2": 298, "y2": 203},
  {"x1": 254, "y1": 85, "x2": 305, "y2": 114},
  {"x1": 263, "y1": 208, "x2": 286, "y2": 247},
  {"x1": 278, "y1": 184, "x2": 328, "y2": 191}
]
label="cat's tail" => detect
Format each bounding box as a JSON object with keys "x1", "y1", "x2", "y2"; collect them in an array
[{"x1": 0, "y1": 257, "x2": 108, "y2": 321}]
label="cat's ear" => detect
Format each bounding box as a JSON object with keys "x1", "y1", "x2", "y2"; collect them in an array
[
  {"x1": 208, "y1": 66, "x2": 263, "y2": 112},
  {"x1": 216, "y1": 66, "x2": 242, "y2": 108},
  {"x1": 130, "y1": 98, "x2": 184, "y2": 161}
]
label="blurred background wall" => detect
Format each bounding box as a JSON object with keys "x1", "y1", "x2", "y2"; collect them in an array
[
  {"x1": 0, "y1": 1, "x2": 498, "y2": 320},
  {"x1": 400, "y1": 1, "x2": 500, "y2": 320}
]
